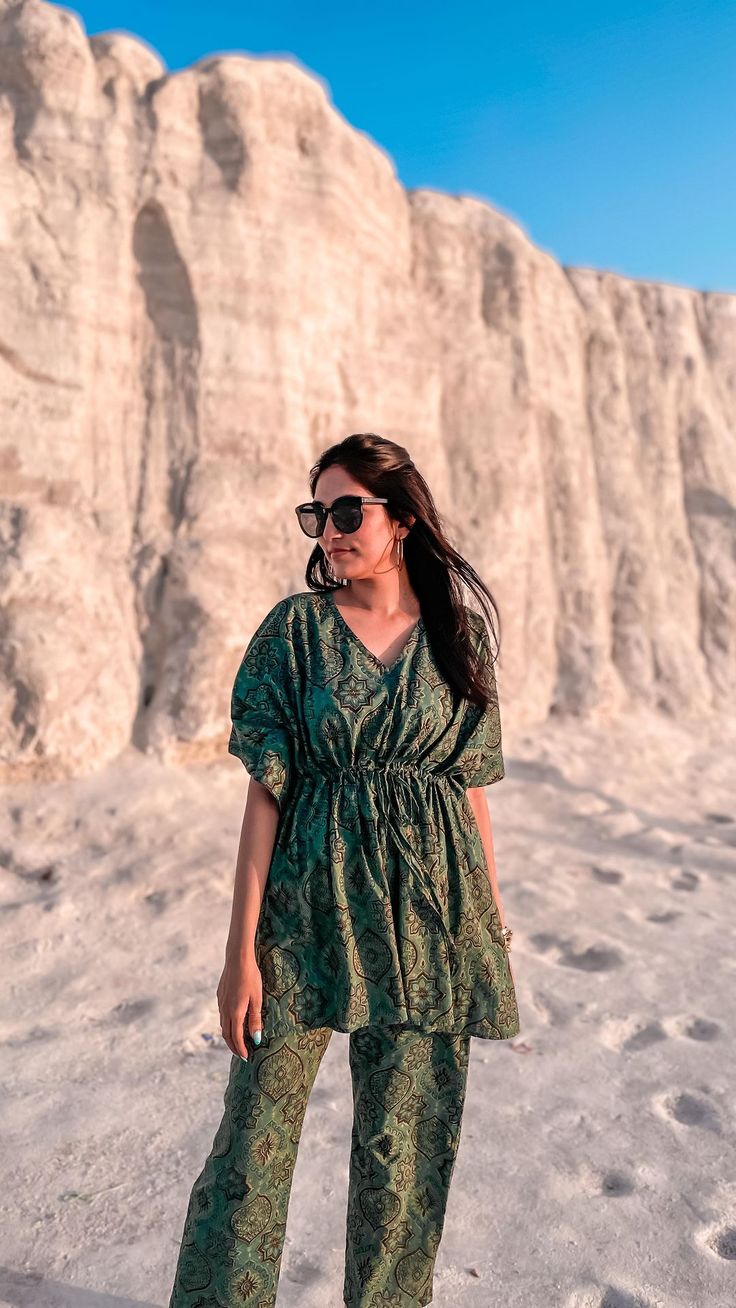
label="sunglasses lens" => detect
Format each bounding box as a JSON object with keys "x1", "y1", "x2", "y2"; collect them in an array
[
  {"x1": 296, "y1": 506, "x2": 323, "y2": 537},
  {"x1": 332, "y1": 501, "x2": 362, "y2": 533}
]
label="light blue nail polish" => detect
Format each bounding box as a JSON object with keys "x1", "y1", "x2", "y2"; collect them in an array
[{"x1": 253, "y1": 1030, "x2": 262, "y2": 1046}]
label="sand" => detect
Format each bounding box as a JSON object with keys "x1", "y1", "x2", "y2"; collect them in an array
[{"x1": 1, "y1": 706, "x2": 734, "y2": 1308}]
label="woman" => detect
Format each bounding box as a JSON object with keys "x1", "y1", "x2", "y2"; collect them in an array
[{"x1": 168, "y1": 431, "x2": 520, "y2": 1308}]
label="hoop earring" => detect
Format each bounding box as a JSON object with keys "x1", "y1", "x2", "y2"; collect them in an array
[{"x1": 396, "y1": 534, "x2": 404, "y2": 571}]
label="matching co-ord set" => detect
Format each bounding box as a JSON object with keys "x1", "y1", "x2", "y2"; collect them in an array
[{"x1": 167, "y1": 588, "x2": 521, "y2": 1307}]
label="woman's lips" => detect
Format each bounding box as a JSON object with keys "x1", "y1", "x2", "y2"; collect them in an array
[{"x1": 331, "y1": 548, "x2": 353, "y2": 554}]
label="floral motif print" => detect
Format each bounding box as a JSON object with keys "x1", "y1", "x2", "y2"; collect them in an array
[
  {"x1": 168, "y1": 1022, "x2": 471, "y2": 1308},
  {"x1": 228, "y1": 590, "x2": 520, "y2": 1043}
]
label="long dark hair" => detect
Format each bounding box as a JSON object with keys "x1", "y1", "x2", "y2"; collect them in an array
[{"x1": 303, "y1": 432, "x2": 502, "y2": 710}]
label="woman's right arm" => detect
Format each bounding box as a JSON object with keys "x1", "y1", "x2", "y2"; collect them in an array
[{"x1": 217, "y1": 779, "x2": 280, "y2": 1060}]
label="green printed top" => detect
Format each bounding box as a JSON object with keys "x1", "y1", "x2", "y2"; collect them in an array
[{"x1": 228, "y1": 589, "x2": 521, "y2": 1042}]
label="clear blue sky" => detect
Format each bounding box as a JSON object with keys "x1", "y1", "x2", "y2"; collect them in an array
[{"x1": 61, "y1": 1, "x2": 735, "y2": 293}]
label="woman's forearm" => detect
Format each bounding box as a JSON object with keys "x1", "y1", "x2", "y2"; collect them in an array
[
  {"x1": 225, "y1": 780, "x2": 280, "y2": 961},
  {"x1": 466, "y1": 786, "x2": 506, "y2": 924}
]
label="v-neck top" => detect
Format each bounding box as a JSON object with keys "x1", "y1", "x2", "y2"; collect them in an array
[
  {"x1": 228, "y1": 588, "x2": 521, "y2": 1042},
  {"x1": 327, "y1": 589, "x2": 424, "y2": 673}
]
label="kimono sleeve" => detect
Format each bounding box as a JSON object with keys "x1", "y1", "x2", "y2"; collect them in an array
[
  {"x1": 228, "y1": 601, "x2": 295, "y2": 809},
  {"x1": 457, "y1": 614, "x2": 505, "y2": 788}
]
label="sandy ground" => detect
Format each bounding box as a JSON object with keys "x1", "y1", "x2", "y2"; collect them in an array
[{"x1": 1, "y1": 707, "x2": 735, "y2": 1308}]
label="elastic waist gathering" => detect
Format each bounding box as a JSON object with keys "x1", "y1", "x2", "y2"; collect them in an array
[{"x1": 319, "y1": 761, "x2": 457, "y2": 785}]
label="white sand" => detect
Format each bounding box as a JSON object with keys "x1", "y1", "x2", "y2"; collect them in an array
[{"x1": 1, "y1": 707, "x2": 735, "y2": 1308}]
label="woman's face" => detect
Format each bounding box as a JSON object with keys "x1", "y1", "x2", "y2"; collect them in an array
[{"x1": 313, "y1": 465, "x2": 408, "y2": 581}]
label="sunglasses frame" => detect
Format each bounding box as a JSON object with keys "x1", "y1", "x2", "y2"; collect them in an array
[{"x1": 294, "y1": 495, "x2": 389, "y2": 538}]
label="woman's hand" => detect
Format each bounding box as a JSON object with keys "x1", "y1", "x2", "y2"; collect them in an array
[
  {"x1": 217, "y1": 949, "x2": 263, "y2": 1061},
  {"x1": 219, "y1": 778, "x2": 280, "y2": 1060}
]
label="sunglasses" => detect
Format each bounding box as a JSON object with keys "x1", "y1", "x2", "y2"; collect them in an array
[{"x1": 294, "y1": 495, "x2": 388, "y2": 538}]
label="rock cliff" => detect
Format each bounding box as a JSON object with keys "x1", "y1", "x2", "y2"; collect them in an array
[{"x1": 1, "y1": 0, "x2": 734, "y2": 780}]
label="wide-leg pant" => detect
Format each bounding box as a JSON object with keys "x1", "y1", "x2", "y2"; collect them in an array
[{"x1": 168, "y1": 1020, "x2": 471, "y2": 1307}]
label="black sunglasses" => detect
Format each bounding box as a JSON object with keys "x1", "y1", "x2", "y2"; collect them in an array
[{"x1": 294, "y1": 495, "x2": 388, "y2": 538}]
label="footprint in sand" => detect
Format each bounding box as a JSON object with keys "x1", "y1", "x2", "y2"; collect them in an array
[
  {"x1": 144, "y1": 888, "x2": 169, "y2": 913},
  {"x1": 707, "y1": 1225, "x2": 736, "y2": 1259},
  {"x1": 529, "y1": 934, "x2": 624, "y2": 971},
  {"x1": 599, "y1": 1170, "x2": 636, "y2": 1197},
  {"x1": 558, "y1": 942, "x2": 624, "y2": 971},
  {"x1": 3, "y1": 855, "x2": 59, "y2": 885},
  {"x1": 599, "y1": 1291, "x2": 655, "y2": 1307},
  {"x1": 669, "y1": 869, "x2": 700, "y2": 892},
  {"x1": 528, "y1": 931, "x2": 558, "y2": 954},
  {"x1": 699, "y1": 811, "x2": 736, "y2": 847},
  {"x1": 1, "y1": 1025, "x2": 59, "y2": 1048},
  {"x1": 600, "y1": 1016, "x2": 667, "y2": 1053},
  {"x1": 646, "y1": 909, "x2": 682, "y2": 924},
  {"x1": 590, "y1": 865, "x2": 624, "y2": 886},
  {"x1": 676, "y1": 1015, "x2": 722, "y2": 1041},
  {"x1": 622, "y1": 1021, "x2": 668, "y2": 1052},
  {"x1": 607, "y1": 1015, "x2": 722, "y2": 1049},
  {"x1": 281, "y1": 1248, "x2": 327, "y2": 1293},
  {"x1": 564, "y1": 1284, "x2": 655, "y2": 1307},
  {"x1": 107, "y1": 997, "x2": 157, "y2": 1025},
  {"x1": 659, "y1": 1089, "x2": 721, "y2": 1132},
  {"x1": 530, "y1": 988, "x2": 576, "y2": 1026}
]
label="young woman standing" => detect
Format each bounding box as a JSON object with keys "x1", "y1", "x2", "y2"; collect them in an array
[{"x1": 168, "y1": 431, "x2": 520, "y2": 1307}]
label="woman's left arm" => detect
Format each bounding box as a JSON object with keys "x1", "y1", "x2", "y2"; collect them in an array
[{"x1": 466, "y1": 787, "x2": 507, "y2": 925}]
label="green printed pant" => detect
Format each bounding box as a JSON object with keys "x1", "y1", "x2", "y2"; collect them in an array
[{"x1": 168, "y1": 1021, "x2": 472, "y2": 1307}]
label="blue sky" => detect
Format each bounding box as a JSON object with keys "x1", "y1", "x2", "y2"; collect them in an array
[{"x1": 61, "y1": 1, "x2": 735, "y2": 293}]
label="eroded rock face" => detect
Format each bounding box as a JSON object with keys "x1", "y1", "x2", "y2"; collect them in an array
[{"x1": 1, "y1": 0, "x2": 734, "y2": 780}]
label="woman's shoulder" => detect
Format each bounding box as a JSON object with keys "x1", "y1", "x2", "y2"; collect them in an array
[
  {"x1": 461, "y1": 605, "x2": 497, "y2": 667},
  {"x1": 247, "y1": 591, "x2": 323, "y2": 652},
  {"x1": 286, "y1": 589, "x2": 321, "y2": 614},
  {"x1": 272, "y1": 590, "x2": 323, "y2": 632},
  {"x1": 253, "y1": 590, "x2": 315, "y2": 626},
  {"x1": 462, "y1": 603, "x2": 486, "y2": 637}
]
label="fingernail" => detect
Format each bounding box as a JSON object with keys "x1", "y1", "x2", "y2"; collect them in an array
[
  {"x1": 253, "y1": 1030, "x2": 262, "y2": 1046},
  {"x1": 240, "y1": 1054, "x2": 248, "y2": 1061}
]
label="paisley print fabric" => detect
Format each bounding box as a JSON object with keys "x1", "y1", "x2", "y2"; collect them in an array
[
  {"x1": 228, "y1": 588, "x2": 520, "y2": 1043},
  {"x1": 168, "y1": 1022, "x2": 471, "y2": 1308}
]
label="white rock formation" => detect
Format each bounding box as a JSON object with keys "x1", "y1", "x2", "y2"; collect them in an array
[{"x1": 0, "y1": 0, "x2": 734, "y2": 780}]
